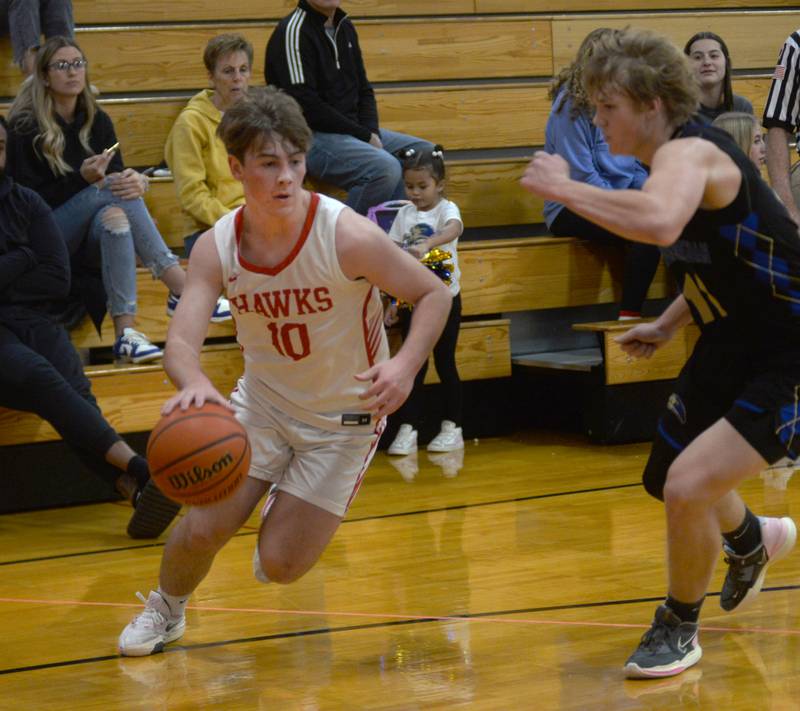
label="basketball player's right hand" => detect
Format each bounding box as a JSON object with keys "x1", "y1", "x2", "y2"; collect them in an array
[
  {"x1": 355, "y1": 360, "x2": 413, "y2": 419},
  {"x1": 614, "y1": 322, "x2": 672, "y2": 360},
  {"x1": 162, "y1": 382, "x2": 234, "y2": 415},
  {"x1": 520, "y1": 151, "x2": 571, "y2": 201}
]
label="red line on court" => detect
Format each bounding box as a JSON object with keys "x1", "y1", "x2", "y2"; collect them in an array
[{"x1": 0, "y1": 596, "x2": 798, "y2": 637}]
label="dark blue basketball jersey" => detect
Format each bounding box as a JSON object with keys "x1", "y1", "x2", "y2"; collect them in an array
[{"x1": 660, "y1": 122, "x2": 800, "y2": 343}]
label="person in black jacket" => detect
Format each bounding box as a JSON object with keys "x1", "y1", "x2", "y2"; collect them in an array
[
  {"x1": 265, "y1": 0, "x2": 432, "y2": 215},
  {"x1": 0, "y1": 114, "x2": 180, "y2": 539}
]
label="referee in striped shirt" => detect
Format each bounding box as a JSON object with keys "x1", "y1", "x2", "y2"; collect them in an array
[{"x1": 764, "y1": 30, "x2": 800, "y2": 228}]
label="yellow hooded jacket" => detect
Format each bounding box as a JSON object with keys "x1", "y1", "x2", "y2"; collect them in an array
[{"x1": 164, "y1": 89, "x2": 245, "y2": 232}]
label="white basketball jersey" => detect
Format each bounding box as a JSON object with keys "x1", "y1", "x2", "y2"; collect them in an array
[{"x1": 214, "y1": 193, "x2": 389, "y2": 432}]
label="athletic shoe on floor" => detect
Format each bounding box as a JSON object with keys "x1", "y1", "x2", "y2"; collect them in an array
[
  {"x1": 119, "y1": 590, "x2": 186, "y2": 656},
  {"x1": 166, "y1": 292, "x2": 232, "y2": 322},
  {"x1": 624, "y1": 605, "x2": 701, "y2": 679},
  {"x1": 127, "y1": 480, "x2": 182, "y2": 539},
  {"x1": 387, "y1": 424, "x2": 417, "y2": 455},
  {"x1": 113, "y1": 328, "x2": 163, "y2": 364},
  {"x1": 720, "y1": 516, "x2": 797, "y2": 611},
  {"x1": 426, "y1": 420, "x2": 464, "y2": 452}
]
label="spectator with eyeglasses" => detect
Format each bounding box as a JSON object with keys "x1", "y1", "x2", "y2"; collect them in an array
[
  {"x1": 0, "y1": 0, "x2": 73, "y2": 76},
  {"x1": 6, "y1": 37, "x2": 231, "y2": 363}
]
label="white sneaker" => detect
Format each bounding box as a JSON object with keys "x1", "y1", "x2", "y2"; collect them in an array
[
  {"x1": 387, "y1": 424, "x2": 417, "y2": 455},
  {"x1": 426, "y1": 420, "x2": 464, "y2": 452},
  {"x1": 118, "y1": 591, "x2": 186, "y2": 656},
  {"x1": 113, "y1": 328, "x2": 163, "y2": 364}
]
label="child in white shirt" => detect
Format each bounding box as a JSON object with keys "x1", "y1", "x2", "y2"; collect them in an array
[{"x1": 385, "y1": 145, "x2": 465, "y2": 456}]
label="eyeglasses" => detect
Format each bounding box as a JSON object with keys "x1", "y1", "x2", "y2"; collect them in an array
[{"x1": 47, "y1": 58, "x2": 88, "y2": 73}]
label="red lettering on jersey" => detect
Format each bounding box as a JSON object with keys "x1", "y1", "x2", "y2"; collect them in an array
[
  {"x1": 263, "y1": 289, "x2": 293, "y2": 318},
  {"x1": 252, "y1": 292, "x2": 269, "y2": 317},
  {"x1": 293, "y1": 288, "x2": 316, "y2": 315},
  {"x1": 230, "y1": 294, "x2": 249, "y2": 313},
  {"x1": 314, "y1": 287, "x2": 333, "y2": 312}
]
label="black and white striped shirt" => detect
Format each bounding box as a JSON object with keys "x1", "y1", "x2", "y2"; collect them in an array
[{"x1": 763, "y1": 30, "x2": 800, "y2": 132}]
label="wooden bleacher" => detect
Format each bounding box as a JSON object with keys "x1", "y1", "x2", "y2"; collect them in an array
[
  {"x1": 0, "y1": 2, "x2": 794, "y2": 451},
  {"x1": 572, "y1": 320, "x2": 700, "y2": 386}
]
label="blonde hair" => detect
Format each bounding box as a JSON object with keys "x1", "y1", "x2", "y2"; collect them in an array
[
  {"x1": 8, "y1": 36, "x2": 97, "y2": 177},
  {"x1": 549, "y1": 28, "x2": 613, "y2": 118},
  {"x1": 711, "y1": 111, "x2": 759, "y2": 156},
  {"x1": 583, "y1": 27, "x2": 699, "y2": 127}
]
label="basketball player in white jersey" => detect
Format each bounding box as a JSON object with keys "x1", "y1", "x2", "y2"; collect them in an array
[{"x1": 118, "y1": 87, "x2": 452, "y2": 656}]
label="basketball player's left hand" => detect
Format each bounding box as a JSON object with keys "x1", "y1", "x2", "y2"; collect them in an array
[
  {"x1": 162, "y1": 382, "x2": 234, "y2": 416},
  {"x1": 355, "y1": 360, "x2": 413, "y2": 418},
  {"x1": 520, "y1": 151, "x2": 571, "y2": 200}
]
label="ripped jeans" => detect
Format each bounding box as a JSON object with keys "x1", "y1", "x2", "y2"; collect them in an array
[{"x1": 54, "y1": 182, "x2": 179, "y2": 317}]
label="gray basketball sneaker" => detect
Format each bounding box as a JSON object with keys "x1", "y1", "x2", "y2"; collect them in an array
[{"x1": 624, "y1": 605, "x2": 701, "y2": 679}]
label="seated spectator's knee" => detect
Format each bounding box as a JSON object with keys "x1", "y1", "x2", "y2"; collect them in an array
[
  {"x1": 17, "y1": 357, "x2": 61, "y2": 391},
  {"x1": 99, "y1": 206, "x2": 130, "y2": 235},
  {"x1": 358, "y1": 151, "x2": 401, "y2": 186}
]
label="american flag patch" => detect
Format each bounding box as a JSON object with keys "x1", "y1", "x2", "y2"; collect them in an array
[{"x1": 774, "y1": 65, "x2": 786, "y2": 80}]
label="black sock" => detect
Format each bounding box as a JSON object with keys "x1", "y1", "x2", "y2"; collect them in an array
[
  {"x1": 665, "y1": 595, "x2": 703, "y2": 623},
  {"x1": 126, "y1": 455, "x2": 151, "y2": 489},
  {"x1": 722, "y1": 508, "x2": 762, "y2": 555}
]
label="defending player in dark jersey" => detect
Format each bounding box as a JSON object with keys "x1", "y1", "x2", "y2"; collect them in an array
[{"x1": 521, "y1": 27, "x2": 798, "y2": 680}]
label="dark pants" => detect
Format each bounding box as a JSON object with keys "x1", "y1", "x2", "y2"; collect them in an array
[
  {"x1": 396, "y1": 292, "x2": 462, "y2": 426},
  {"x1": 550, "y1": 207, "x2": 662, "y2": 314},
  {"x1": 0, "y1": 313, "x2": 121, "y2": 485}
]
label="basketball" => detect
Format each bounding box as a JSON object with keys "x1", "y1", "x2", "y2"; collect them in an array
[{"x1": 146, "y1": 402, "x2": 251, "y2": 506}]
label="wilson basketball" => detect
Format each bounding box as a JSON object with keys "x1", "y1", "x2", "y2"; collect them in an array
[{"x1": 146, "y1": 402, "x2": 250, "y2": 506}]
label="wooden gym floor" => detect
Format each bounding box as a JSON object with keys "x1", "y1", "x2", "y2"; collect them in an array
[{"x1": 0, "y1": 431, "x2": 798, "y2": 710}]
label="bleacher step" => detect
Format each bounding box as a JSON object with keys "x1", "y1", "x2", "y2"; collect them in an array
[{"x1": 512, "y1": 347, "x2": 602, "y2": 372}]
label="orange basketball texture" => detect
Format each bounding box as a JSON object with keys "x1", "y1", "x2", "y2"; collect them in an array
[{"x1": 146, "y1": 402, "x2": 250, "y2": 506}]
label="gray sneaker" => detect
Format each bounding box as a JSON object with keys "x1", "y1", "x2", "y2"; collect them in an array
[{"x1": 624, "y1": 605, "x2": 701, "y2": 679}]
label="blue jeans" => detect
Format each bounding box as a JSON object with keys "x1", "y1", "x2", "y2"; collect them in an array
[
  {"x1": 0, "y1": 0, "x2": 73, "y2": 66},
  {"x1": 55, "y1": 183, "x2": 179, "y2": 317},
  {"x1": 306, "y1": 128, "x2": 433, "y2": 215}
]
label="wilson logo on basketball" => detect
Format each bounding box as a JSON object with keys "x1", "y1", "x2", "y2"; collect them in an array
[{"x1": 168, "y1": 452, "x2": 234, "y2": 490}]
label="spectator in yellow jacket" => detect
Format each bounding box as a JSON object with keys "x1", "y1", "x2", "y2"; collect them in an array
[{"x1": 165, "y1": 34, "x2": 251, "y2": 254}]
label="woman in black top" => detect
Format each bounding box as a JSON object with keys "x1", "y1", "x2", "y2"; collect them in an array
[
  {"x1": 6, "y1": 37, "x2": 230, "y2": 363},
  {"x1": 684, "y1": 32, "x2": 753, "y2": 123}
]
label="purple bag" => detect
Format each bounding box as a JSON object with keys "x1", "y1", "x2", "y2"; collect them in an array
[{"x1": 366, "y1": 200, "x2": 410, "y2": 233}]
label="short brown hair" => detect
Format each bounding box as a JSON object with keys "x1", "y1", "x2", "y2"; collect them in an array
[
  {"x1": 583, "y1": 27, "x2": 699, "y2": 127},
  {"x1": 203, "y1": 33, "x2": 253, "y2": 73},
  {"x1": 217, "y1": 86, "x2": 312, "y2": 162}
]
